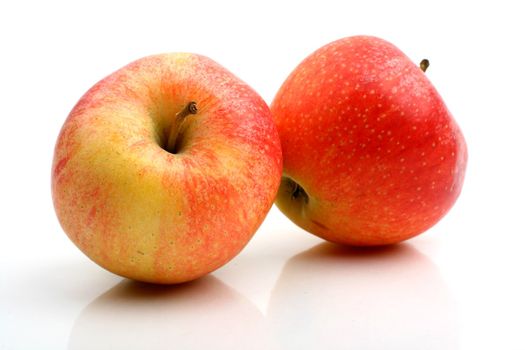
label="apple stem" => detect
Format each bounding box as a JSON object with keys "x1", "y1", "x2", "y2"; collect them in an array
[
  {"x1": 420, "y1": 59, "x2": 430, "y2": 72},
  {"x1": 166, "y1": 102, "x2": 198, "y2": 153}
]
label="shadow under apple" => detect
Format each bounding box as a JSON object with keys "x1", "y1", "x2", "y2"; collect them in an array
[
  {"x1": 267, "y1": 242, "x2": 459, "y2": 350},
  {"x1": 68, "y1": 276, "x2": 270, "y2": 350}
]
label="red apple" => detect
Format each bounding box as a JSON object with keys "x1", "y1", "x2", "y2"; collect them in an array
[
  {"x1": 52, "y1": 53, "x2": 282, "y2": 283},
  {"x1": 271, "y1": 36, "x2": 467, "y2": 246}
]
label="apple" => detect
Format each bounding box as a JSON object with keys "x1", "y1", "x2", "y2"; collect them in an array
[
  {"x1": 52, "y1": 53, "x2": 282, "y2": 284},
  {"x1": 271, "y1": 36, "x2": 467, "y2": 246}
]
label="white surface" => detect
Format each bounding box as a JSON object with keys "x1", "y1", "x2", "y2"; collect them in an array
[{"x1": 1, "y1": 1, "x2": 524, "y2": 349}]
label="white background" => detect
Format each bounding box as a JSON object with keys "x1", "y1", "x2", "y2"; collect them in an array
[{"x1": 1, "y1": 0, "x2": 524, "y2": 349}]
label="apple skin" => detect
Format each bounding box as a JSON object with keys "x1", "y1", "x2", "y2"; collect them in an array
[
  {"x1": 271, "y1": 36, "x2": 467, "y2": 246},
  {"x1": 52, "y1": 53, "x2": 282, "y2": 284}
]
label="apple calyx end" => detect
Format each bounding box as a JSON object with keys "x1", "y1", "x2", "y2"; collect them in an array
[
  {"x1": 281, "y1": 177, "x2": 309, "y2": 205},
  {"x1": 291, "y1": 182, "x2": 309, "y2": 204}
]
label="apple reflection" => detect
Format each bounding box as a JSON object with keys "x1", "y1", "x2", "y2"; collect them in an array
[
  {"x1": 267, "y1": 243, "x2": 459, "y2": 350},
  {"x1": 68, "y1": 276, "x2": 269, "y2": 350}
]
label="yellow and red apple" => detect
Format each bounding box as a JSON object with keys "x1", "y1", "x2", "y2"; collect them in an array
[
  {"x1": 271, "y1": 36, "x2": 467, "y2": 246},
  {"x1": 52, "y1": 53, "x2": 282, "y2": 283}
]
